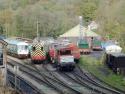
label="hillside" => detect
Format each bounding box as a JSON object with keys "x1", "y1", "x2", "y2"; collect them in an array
[
  {"x1": 0, "y1": 0, "x2": 125, "y2": 50},
  {"x1": 0, "y1": 0, "x2": 98, "y2": 38}
]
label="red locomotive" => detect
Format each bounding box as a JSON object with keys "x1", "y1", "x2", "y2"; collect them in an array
[
  {"x1": 67, "y1": 43, "x2": 80, "y2": 63},
  {"x1": 31, "y1": 42, "x2": 46, "y2": 64},
  {"x1": 48, "y1": 43, "x2": 75, "y2": 71},
  {"x1": 48, "y1": 42, "x2": 80, "y2": 71}
]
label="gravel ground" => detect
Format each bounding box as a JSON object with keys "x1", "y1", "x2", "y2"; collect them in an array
[{"x1": 89, "y1": 50, "x2": 104, "y2": 60}]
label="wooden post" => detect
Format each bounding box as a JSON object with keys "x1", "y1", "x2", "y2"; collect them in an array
[
  {"x1": 3, "y1": 45, "x2": 7, "y2": 86},
  {"x1": 0, "y1": 40, "x2": 8, "y2": 87},
  {"x1": 14, "y1": 66, "x2": 17, "y2": 91}
]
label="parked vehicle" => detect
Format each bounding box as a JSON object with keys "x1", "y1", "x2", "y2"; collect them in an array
[
  {"x1": 105, "y1": 53, "x2": 125, "y2": 73},
  {"x1": 49, "y1": 44, "x2": 75, "y2": 71},
  {"x1": 78, "y1": 39, "x2": 91, "y2": 54},
  {"x1": 30, "y1": 42, "x2": 46, "y2": 64},
  {"x1": 67, "y1": 43, "x2": 80, "y2": 63},
  {"x1": 4, "y1": 38, "x2": 29, "y2": 59},
  {"x1": 92, "y1": 38, "x2": 102, "y2": 50}
]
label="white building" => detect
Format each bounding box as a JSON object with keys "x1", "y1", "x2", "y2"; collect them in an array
[{"x1": 88, "y1": 21, "x2": 98, "y2": 31}]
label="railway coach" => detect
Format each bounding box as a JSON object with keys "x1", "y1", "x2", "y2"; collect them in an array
[{"x1": 4, "y1": 38, "x2": 29, "y2": 59}]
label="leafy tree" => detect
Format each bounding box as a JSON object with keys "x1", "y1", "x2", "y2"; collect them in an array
[
  {"x1": 96, "y1": 0, "x2": 125, "y2": 51},
  {"x1": 78, "y1": 0, "x2": 99, "y2": 23}
]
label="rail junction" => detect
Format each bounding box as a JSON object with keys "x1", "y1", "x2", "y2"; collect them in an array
[{"x1": 6, "y1": 56, "x2": 125, "y2": 94}]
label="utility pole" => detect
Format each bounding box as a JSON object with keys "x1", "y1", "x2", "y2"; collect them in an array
[
  {"x1": 37, "y1": 20, "x2": 40, "y2": 42},
  {"x1": 79, "y1": 16, "x2": 83, "y2": 40}
]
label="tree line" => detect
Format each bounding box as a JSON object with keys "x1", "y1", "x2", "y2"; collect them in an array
[
  {"x1": 0, "y1": 0, "x2": 125, "y2": 51},
  {"x1": 0, "y1": 0, "x2": 98, "y2": 38}
]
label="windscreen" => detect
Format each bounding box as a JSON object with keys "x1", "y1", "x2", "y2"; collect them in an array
[
  {"x1": 18, "y1": 45, "x2": 28, "y2": 50},
  {"x1": 60, "y1": 50, "x2": 71, "y2": 55}
]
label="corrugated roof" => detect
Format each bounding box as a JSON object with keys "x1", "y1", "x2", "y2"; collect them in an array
[
  {"x1": 59, "y1": 24, "x2": 99, "y2": 37},
  {"x1": 4, "y1": 38, "x2": 28, "y2": 45}
]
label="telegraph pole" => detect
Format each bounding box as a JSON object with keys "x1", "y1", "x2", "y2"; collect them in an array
[
  {"x1": 79, "y1": 16, "x2": 83, "y2": 40},
  {"x1": 37, "y1": 20, "x2": 40, "y2": 42}
]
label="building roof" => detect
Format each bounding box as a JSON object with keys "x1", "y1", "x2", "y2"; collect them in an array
[{"x1": 59, "y1": 24, "x2": 99, "y2": 38}]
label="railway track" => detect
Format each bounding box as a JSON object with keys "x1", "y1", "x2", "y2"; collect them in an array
[
  {"x1": 32, "y1": 64, "x2": 82, "y2": 94},
  {"x1": 7, "y1": 57, "x2": 106, "y2": 94},
  {"x1": 7, "y1": 62, "x2": 58, "y2": 94},
  {"x1": 73, "y1": 65, "x2": 125, "y2": 94},
  {"x1": 7, "y1": 58, "x2": 83, "y2": 94},
  {"x1": 35, "y1": 64, "x2": 121, "y2": 94},
  {"x1": 41, "y1": 64, "x2": 95, "y2": 94},
  {"x1": 7, "y1": 56, "x2": 125, "y2": 94}
]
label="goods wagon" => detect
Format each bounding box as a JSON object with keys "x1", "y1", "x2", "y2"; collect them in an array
[
  {"x1": 92, "y1": 38, "x2": 102, "y2": 50},
  {"x1": 105, "y1": 53, "x2": 125, "y2": 73},
  {"x1": 78, "y1": 39, "x2": 91, "y2": 54}
]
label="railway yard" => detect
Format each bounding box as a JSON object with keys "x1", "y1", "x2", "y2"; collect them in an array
[
  {"x1": 0, "y1": 37, "x2": 124, "y2": 94},
  {"x1": 0, "y1": 1, "x2": 125, "y2": 94},
  {"x1": 0, "y1": 36, "x2": 124, "y2": 94},
  {"x1": 5, "y1": 53, "x2": 125, "y2": 94}
]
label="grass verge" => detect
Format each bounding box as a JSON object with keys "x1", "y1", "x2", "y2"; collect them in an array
[{"x1": 79, "y1": 55, "x2": 125, "y2": 91}]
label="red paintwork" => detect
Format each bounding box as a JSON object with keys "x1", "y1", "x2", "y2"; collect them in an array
[
  {"x1": 67, "y1": 43, "x2": 80, "y2": 59},
  {"x1": 93, "y1": 46, "x2": 102, "y2": 50},
  {"x1": 32, "y1": 56, "x2": 46, "y2": 60},
  {"x1": 49, "y1": 48, "x2": 56, "y2": 58},
  {"x1": 49, "y1": 43, "x2": 81, "y2": 63}
]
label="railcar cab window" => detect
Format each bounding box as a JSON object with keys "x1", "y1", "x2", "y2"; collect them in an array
[
  {"x1": 25, "y1": 46, "x2": 28, "y2": 50},
  {"x1": 32, "y1": 46, "x2": 36, "y2": 51},
  {"x1": 19, "y1": 45, "x2": 28, "y2": 50},
  {"x1": 60, "y1": 50, "x2": 71, "y2": 55}
]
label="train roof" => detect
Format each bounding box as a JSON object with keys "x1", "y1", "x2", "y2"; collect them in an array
[
  {"x1": 105, "y1": 45, "x2": 122, "y2": 54},
  {"x1": 4, "y1": 38, "x2": 28, "y2": 45},
  {"x1": 55, "y1": 44, "x2": 71, "y2": 50},
  {"x1": 110, "y1": 53, "x2": 125, "y2": 57},
  {"x1": 32, "y1": 42, "x2": 44, "y2": 47}
]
